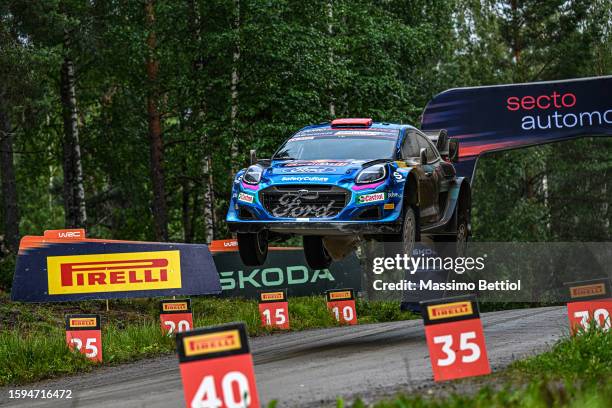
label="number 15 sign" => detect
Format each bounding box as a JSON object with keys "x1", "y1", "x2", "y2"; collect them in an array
[{"x1": 420, "y1": 296, "x2": 490, "y2": 382}]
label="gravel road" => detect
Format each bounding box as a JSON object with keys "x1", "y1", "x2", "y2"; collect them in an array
[{"x1": 0, "y1": 306, "x2": 567, "y2": 407}]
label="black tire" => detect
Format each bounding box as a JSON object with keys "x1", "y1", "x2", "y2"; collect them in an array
[
  {"x1": 303, "y1": 235, "x2": 332, "y2": 269},
  {"x1": 432, "y1": 212, "x2": 469, "y2": 257},
  {"x1": 384, "y1": 206, "x2": 418, "y2": 258},
  {"x1": 237, "y1": 231, "x2": 269, "y2": 266}
]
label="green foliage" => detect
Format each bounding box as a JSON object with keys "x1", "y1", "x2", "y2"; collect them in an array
[
  {"x1": 0, "y1": 0, "x2": 609, "y2": 283},
  {"x1": 347, "y1": 329, "x2": 612, "y2": 407}
]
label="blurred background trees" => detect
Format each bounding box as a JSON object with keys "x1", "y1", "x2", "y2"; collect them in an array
[{"x1": 0, "y1": 0, "x2": 609, "y2": 256}]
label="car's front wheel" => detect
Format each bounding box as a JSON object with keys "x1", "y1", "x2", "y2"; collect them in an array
[
  {"x1": 303, "y1": 235, "x2": 332, "y2": 269},
  {"x1": 237, "y1": 231, "x2": 269, "y2": 266},
  {"x1": 400, "y1": 206, "x2": 417, "y2": 257}
]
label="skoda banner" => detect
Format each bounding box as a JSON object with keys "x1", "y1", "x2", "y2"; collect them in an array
[{"x1": 209, "y1": 240, "x2": 362, "y2": 299}]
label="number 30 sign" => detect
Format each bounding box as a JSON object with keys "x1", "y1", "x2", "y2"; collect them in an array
[
  {"x1": 176, "y1": 322, "x2": 259, "y2": 408},
  {"x1": 565, "y1": 279, "x2": 612, "y2": 335},
  {"x1": 420, "y1": 296, "x2": 490, "y2": 382},
  {"x1": 65, "y1": 314, "x2": 102, "y2": 362}
]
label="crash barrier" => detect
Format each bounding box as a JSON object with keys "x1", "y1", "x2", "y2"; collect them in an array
[
  {"x1": 160, "y1": 299, "x2": 193, "y2": 335},
  {"x1": 421, "y1": 76, "x2": 612, "y2": 182},
  {"x1": 565, "y1": 278, "x2": 612, "y2": 335},
  {"x1": 258, "y1": 289, "x2": 290, "y2": 329},
  {"x1": 11, "y1": 230, "x2": 221, "y2": 302},
  {"x1": 420, "y1": 296, "x2": 490, "y2": 382},
  {"x1": 176, "y1": 322, "x2": 259, "y2": 408},
  {"x1": 65, "y1": 314, "x2": 102, "y2": 362},
  {"x1": 210, "y1": 239, "x2": 361, "y2": 299},
  {"x1": 326, "y1": 289, "x2": 358, "y2": 325}
]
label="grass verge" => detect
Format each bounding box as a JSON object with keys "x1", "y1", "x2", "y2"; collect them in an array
[
  {"x1": 0, "y1": 292, "x2": 415, "y2": 386},
  {"x1": 348, "y1": 326, "x2": 612, "y2": 407}
]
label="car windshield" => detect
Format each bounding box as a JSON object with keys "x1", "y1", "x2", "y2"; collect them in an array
[{"x1": 273, "y1": 129, "x2": 399, "y2": 161}]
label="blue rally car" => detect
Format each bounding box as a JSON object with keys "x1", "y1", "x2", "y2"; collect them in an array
[{"x1": 226, "y1": 118, "x2": 471, "y2": 269}]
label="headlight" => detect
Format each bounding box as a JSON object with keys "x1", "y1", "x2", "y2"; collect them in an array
[
  {"x1": 355, "y1": 164, "x2": 387, "y2": 184},
  {"x1": 243, "y1": 165, "x2": 263, "y2": 184}
]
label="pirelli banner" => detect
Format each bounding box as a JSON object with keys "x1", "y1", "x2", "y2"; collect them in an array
[
  {"x1": 209, "y1": 240, "x2": 361, "y2": 299},
  {"x1": 11, "y1": 230, "x2": 221, "y2": 302}
]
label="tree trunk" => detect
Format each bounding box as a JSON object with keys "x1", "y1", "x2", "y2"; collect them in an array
[
  {"x1": 189, "y1": 0, "x2": 216, "y2": 243},
  {"x1": 60, "y1": 34, "x2": 87, "y2": 228},
  {"x1": 327, "y1": 0, "x2": 336, "y2": 117},
  {"x1": 230, "y1": 0, "x2": 241, "y2": 174},
  {"x1": 0, "y1": 87, "x2": 20, "y2": 252},
  {"x1": 145, "y1": 0, "x2": 169, "y2": 241}
]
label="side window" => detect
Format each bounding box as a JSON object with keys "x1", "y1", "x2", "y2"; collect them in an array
[
  {"x1": 416, "y1": 133, "x2": 440, "y2": 163},
  {"x1": 401, "y1": 131, "x2": 420, "y2": 159}
]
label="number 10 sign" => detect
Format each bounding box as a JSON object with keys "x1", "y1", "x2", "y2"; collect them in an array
[{"x1": 420, "y1": 296, "x2": 490, "y2": 382}]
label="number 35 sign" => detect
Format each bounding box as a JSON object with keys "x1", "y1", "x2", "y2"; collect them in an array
[
  {"x1": 420, "y1": 296, "x2": 490, "y2": 382},
  {"x1": 65, "y1": 314, "x2": 102, "y2": 362},
  {"x1": 565, "y1": 279, "x2": 612, "y2": 335},
  {"x1": 176, "y1": 323, "x2": 259, "y2": 408}
]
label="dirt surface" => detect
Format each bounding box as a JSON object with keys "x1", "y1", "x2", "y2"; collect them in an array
[{"x1": 0, "y1": 306, "x2": 567, "y2": 407}]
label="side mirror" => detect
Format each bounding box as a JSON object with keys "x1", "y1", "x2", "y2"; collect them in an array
[
  {"x1": 448, "y1": 139, "x2": 459, "y2": 163},
  {"x1": 249, "y1": 149, "x2": 257, "y2": 165},
  {"x1": 419, "y1": 147, "x2": 428, "y2": 165}
]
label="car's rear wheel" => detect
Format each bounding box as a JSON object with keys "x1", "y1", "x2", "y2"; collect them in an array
[
  {"x1": 237, "y1": 231, "x2": 269, "y2": 266},
  {"x1": 303, "y1": 235, "x2": 332, "y2": 269},
  {"x1": 433, "y1": 212, "x2": 469, "y2": 257}
]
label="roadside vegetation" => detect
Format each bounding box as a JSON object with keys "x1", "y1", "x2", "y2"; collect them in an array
[
  {"x1": 345, "y1": 326, "x2": 612, "y2": 407},
  {"x1": 0, "y1": 292, "x2": 415, "y2": 386}
]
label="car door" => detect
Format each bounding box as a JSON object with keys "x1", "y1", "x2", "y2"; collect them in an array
[
  {"x1": 414, "y1": 132, "x2": 443, "y2": 223},
  {"x1": 401, "y1": 130, "x2": 438, "y2": 224}
]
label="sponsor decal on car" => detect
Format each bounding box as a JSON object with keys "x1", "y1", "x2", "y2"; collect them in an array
[
  {"x1": 393, "y1": 171, "x2": 405, "y2": 181},
  {"x1": 282, "y1": 167, "x2": 336, "y2": 173},
  {"x1": 46, "y1": 250, "x2": 182, "y2": 294},
  {"x1": 238, "y1": 192, "x2": 254, "y2": 203},
  {"x1": 283, "y1": 160, "x2": 349, "y2": 167},
  {"x1": 280, "y1": 176, "x2": 329, "y2": 182},
  {"x1": 357, "y1": 192, "x2": 386, "y2": 204}
]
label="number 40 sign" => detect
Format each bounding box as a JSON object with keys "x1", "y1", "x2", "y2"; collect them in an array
[
  {"x1": 420, "y1": 296, "x2": 490, "y2": 382},
  {"x1": 65, "y1": 314, "x2": 102, "y2": 362},
  {"x1": 176, "y1": 322, "x2": 259, "y2": 408}
]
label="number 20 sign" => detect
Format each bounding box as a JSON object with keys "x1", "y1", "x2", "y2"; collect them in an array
[
  {"x1": 65, "y1": 314, "x2": 102, "y2": 362},
  {"x1": 326, "y1": 289, "x2": 357, "y2": 325},
  {"x1": 160, "y1": 299, "x2": 193, "y2": 335},
  {"x1": 258, "y1": 290, "x2": 289, "y2": 329},
  {"x1": 565, "y1": 279, "x2": 612, "y2": 335},
  {"x1": 176, "y1": 322, "x2": 259, "y2": 408},
  {"x1": 420, "y1": 296, "x2": 490, "y2": 382}
]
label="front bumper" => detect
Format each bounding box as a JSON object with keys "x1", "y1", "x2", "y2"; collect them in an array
[{"x1": 227, "y1": 220, "x2": 402, "y2": 235}]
